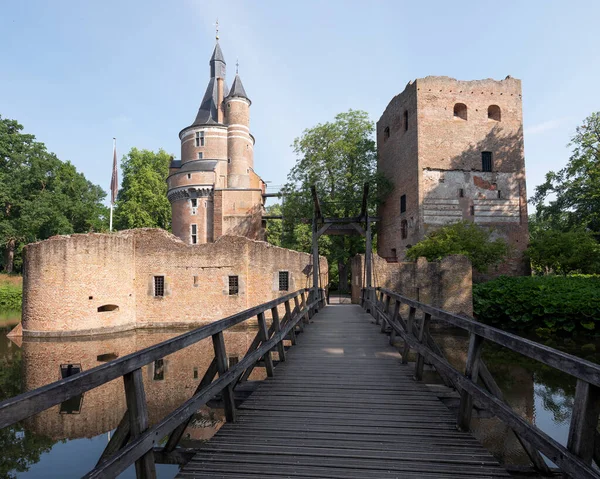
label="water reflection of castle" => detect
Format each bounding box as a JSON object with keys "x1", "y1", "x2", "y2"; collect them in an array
[{"x1": 17, "y1": 328, "x2": 265, "y2": 441}]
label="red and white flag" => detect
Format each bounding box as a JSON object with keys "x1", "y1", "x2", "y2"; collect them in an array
[{"x1": 110, "y1": 138, "x2": 118, "y2": 204}]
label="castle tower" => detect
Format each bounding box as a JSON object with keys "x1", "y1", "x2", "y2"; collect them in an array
[
  {"x1": 376, "y1": 76, "x2": 529, "y2": 277},
  {"x1": 167, "y1": 41, "x2": 265, "y2": 245}
]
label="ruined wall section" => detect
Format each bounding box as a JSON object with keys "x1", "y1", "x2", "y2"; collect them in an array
[
  {"x1": 376, "y1": 81, "x2": 419, "y2": 259},
  {"x1": 22, "y1": 234, "x2": 137, "y2": 336},
  {"x1": 351, "y1": 254, "x2": 472, "y2": 316}
]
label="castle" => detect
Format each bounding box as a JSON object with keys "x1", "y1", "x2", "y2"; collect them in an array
[
  {"x1": 376, "y1": 76, "x2": 529, "y2": 276},
  {"x1": 167, "y1": 41, "x2": 265, "y2": 244}
]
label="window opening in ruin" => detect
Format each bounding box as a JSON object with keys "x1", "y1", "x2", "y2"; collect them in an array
[
  {"x1": 384, "y1": 126, "x2": 390, "y2": 140},
  {"x1": 498, "y1": 190, "x2": 502, "y2": 199},
  {"x1": 191, "y1": 224, "x2": 198, "y2": 244},
  {"x1": 227, "y1": 158, "x2": 231, "y2": 163},
  {"x1": 187, "y1": 173, "x2": 191, "y2": 179},
  {"x1": 229, "y1": 356, "x2": 239, "y2": 368},
  {"x1": 97, "y1": 353, "x2": 118, "y2": 362},
  {"x1": 193, "y1": 367, "x2": 198, "y2": 379},
  {"x1": 154, "y1": 276, "x2": 165, "y2": 297},
  {"x1": 482, "y1": 151, "x2": 493, "y2": 172},
  {"x1": 198, "y1": 152, "x2": 203, "y2": 159},
  {"x1": 61, "y1": 363, "x2": 81, "y2": 379},
  {"x1": 193, "y1": 275, "x2": 199, "y2": 287},
  {"x1": 88, "y1": 296, "x2": 93, "y2": 300},
  {"x1": 97, "y1": 304, "x2": 119, "y2": 312},
  {"x1": 229, "y1": 275, "x2": 239, "y2": 295},
  {"x1": 391, "y1": 248, "x2": 397, "y2": 258},
  {"x1": 470, "y1": 205, "x2": 475, "y2": 216},
  {"x1": 453, "y1": 103, "x2": 467, "y2": 120},
  {"x1": 404, "y1": 110, "x2": 408, "y2": 131},
  {"x1": 279, "y1": 271, "x2": 289, "y2": 291},
  {"x1": 191, "y1": 198, "x2": 198, "y2": 215},
  {"x1": 195, "y1": 131, "x2": 205, "y2": 147},
  {"x1": 459, "y1": 188, "x2": 464, "y2": 198},
  {"x1": 153, "y1": 359, "x2": 165, "y2": 381},
  {"x1": 488, "y1": 105, "x2": 501, "y2": 121},
  {"x1": 400, "y1": 194, "x2": 406, "y2": 213},
  {"x1": 401, "y1": 220, "x2": 408, "y2": 239}
]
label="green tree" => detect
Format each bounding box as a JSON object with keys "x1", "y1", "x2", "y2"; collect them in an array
[
  {"x1": 526, "y1": 228, "x2": 600, "y2": 275},
  {"x1": 531, "y1": 112, "x2": 600, "y2": 234},
  {"x1": 0, "y1": 116, "x2": 108, "y2": 272},
  {"x1": 264, "y1": 204, "x2": 283, "y2": 247},
  {"x1": 114, "y1": 148, "x2": 172, "y2": 230},
  {"x1": 280, "y1": 110, "x2": 391, "y2": 291},
  {"x1": 406, "y1": 221, "x2": 509, "y2": 273}
]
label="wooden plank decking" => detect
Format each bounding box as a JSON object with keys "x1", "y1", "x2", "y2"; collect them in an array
[{"x1": 177, "y1": 304, "x2": 509, "y2": 478}]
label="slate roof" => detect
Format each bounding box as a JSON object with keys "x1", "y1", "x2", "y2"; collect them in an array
[
  {"x1": 190, "y1": 43, "x2": 229, "y2": 127},
  {"x1": 226, "y1": 74, "x2": 250, "y2": 103}
]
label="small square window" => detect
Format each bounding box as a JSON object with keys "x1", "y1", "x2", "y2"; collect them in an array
[
  {"x1": 459, "y1": 189, "x2": 464, "y2": 198},
  {"x1": 229, "y1": 356, "x2": 239, "y2": 368},
  {"x1": 193, "y1": 367, "x2": 198, "y2": 379},
  {"x1": 229, "y1": 275, "x2": 239, "y2": 295},
  {"x1": 191, "y1": 198, "x2": 197, "y2": 215},
  {"x1": 384, "y1": 126, "x2": 390, "y2": 140},
  {"x1": 187, "y1": 173, "x2": 191, "y2": 179},
  {"x1": 153, "y1": 359, "x2": 165, "y2": 381},
  {"x1": 198, "y1": 152, "x2": 203, "y2": 159},
  {"x1": 154, "y1": 276, "x2": 165, "y2": 297},
  {"x1": 195, "y1": 131, "x2": 205, "y2": 147},
  {"x1": 400, "y1": 194, "x2": 406, "y2": 213},
  {"x1": 482, "y1": 151, "x2": 493, "y2": 172},
  {"x1": 278, "y1": 271, "x2": 289, "y2": 291}
]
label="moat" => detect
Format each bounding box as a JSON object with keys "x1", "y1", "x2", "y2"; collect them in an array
[{"x1": 1, "y1": 314, "x2": 599, "y2": 478}]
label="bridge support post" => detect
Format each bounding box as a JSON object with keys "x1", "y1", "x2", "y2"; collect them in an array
[
  {"x1": 311, "y1": 215, "x2": 320, "y2": 316},
  {"x1": 365, "y1": 217, "x2": 373, "y2": 313},
  {"x1": 212, "y1": 331, "x2": 236, "y2": 423},
  {"x1": 402, "y1": 307, "x2": 416, "y2": 364},
  {"x1": 457, "y1": 333, "x2": 484, "y2": 431},
  {"x1": 414, "y1": 313, "x2": 431, "y2": 381},
  {"x1": 566, "y1": 379, "x2": 600, "y2": 468}
]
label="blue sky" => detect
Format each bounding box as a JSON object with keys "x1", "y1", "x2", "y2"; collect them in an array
[{"x1": 1, "y1": 0, "x2": 599, "y2": 203}]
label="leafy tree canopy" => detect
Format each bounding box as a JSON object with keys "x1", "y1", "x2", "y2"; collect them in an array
[
  {"x1": 114, "y1": 148, "x2": 172, "y2": 230},
  {"x1": 531, "y1": 111, "x2": 600, "y2": 234},
  {"x1": 405, "y1": 221, "x2": 509, "y2": 273},
  {"x1": 0, "y1": 115, "x2": 108, "y2": 272},
  {"x1": 274, "y1": 110, "x2": 391, "y2": 291}
]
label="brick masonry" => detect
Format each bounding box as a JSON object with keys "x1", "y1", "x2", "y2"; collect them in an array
[
  {"x1": 20, "y1": 229, "x2": 328, "y2": 336},
  {"x1": 377, "y1": 76, "x2": 529, "y2": 277},
  {"x1": 351, "y1": 254, "x2": 473, "y2": 317}
]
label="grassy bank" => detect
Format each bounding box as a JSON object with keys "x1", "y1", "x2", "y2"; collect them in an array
[
  {"x1": 0, "y1": 274, "x2": 22, "y2": 311},
  {"x1": 474, "y1": 275, "x2": 600, "y2": 336}
]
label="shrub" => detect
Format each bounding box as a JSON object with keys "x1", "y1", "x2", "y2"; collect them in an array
[
  {"x1": 0, "y1": 284, "x2": 22, "y2": 311},
  {"x1": 473, "y1": 276, "x2": 600, "y2": 335},
  {"x1": 406, "y1": 221, "x2": 509, "y2": 272}
]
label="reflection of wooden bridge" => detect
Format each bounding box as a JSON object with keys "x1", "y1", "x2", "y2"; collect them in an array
[{"x1": 1, "y1": 287, "x2": 600, "y2": 478}]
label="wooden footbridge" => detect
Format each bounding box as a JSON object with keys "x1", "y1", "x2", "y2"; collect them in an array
[{"x1": 1, "y1": 287, "x2": 600, "y2": 478}]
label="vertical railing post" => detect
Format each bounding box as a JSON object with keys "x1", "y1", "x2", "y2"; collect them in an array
[
  {"x1": 270, "y1": 306, "x2": 286, "y2": 363},
  {"x1": 566, "y1": 379, "x2": 600, "y2": 467},
  {"x1": 374, "y1": 291, "x2": 381, "y2": 325},
  {"x1": 402, "y1": 307, "x2": 416, "y2": 364},
  {"x1": 212, "y1": 331, "x2": 236, "y2": 422},
  {"x1": 389, "y1": 300, "x2": 400, "y2": 346},
  {"x1": 123, "y1": 368, "x2": 156, "y2": 479},
  {"x1": 293, "y1": 295, "x2": 305, "y2": 332},
  {"x1": 380, "y1": 294, "x2": 391, "y2": 333},
  {"x1": 413, "y1": 313, "x2": 431, "y2": 381},
  {"x1": 257, "y1": 312, "x2": 274, "y2": 377},
  {"x1": 457, "y1": 333, "x2": 484, "y2": 431},
  {"x1": 284, "y1": 300, "x2": 296, "y2": 345},
  {"x1": 300, "y1": 291, "x2": 310, "y2": 325}
]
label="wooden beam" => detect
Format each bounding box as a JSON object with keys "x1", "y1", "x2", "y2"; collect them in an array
[
  {"x1": 349, "y1": 222, "x2": 366, "y2": 237},
  {"x1": 414, "y1": 313, "x2": 431, "y2": 381},
  {"x1": 310, "y1": 185, "x2": 322, "y2": 220},
  {"x1": 359, "y1": 183, "x2": 369, "y2": 220},
  {"x1": 96, "y1": 411, "x2": 130, "y2": 467},
  {"x1": 257, "y1": 312, "x2": 274, "y2": 377},
  {"x1": 316, "y1": 223, "x2": 331, "y2": 238},
  {"x1": 212, "y1": 332, "x2": 236, "y2": 423},
  {"x1": 270, "y1": 306, "x2": 286, "y2": 362},
  {"x1": 123, "y1": 369, "x2": 156, "y2": 479},
  {"x1": 457, "y1": 333, "x2": 484, "y2": 431},
  {"x1": 567, "y1": 380, "x2": 600, "y2": 466}
]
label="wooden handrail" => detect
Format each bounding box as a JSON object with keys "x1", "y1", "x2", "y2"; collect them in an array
[
  {"x1": 0, "y1": 288, "x2": 324, "y2": 479},
  {"x1": 362, "y1": 287, "x2": 600, "y2": 479}
]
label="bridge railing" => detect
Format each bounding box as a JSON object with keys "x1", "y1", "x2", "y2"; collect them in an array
[
  {"x1": 0, "y1": 288, "x2": 324, "y2": 479},
  {"x1": 362, "y1": 286, "x2": 600, "y2": 479}
]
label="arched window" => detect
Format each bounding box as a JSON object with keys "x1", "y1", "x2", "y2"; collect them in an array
[
  {"x1": 383, "y1": 126, "x2": 390, "y2": 140},
  {"x1": 453, "y1": 103, "x2": 467, "y2": 120},
  {"x1": 488, "y1": 105, "x2": 501, "y2": 121}
]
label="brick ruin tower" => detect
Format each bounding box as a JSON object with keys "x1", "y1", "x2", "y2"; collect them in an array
[
  {"x1": 167, "y1": 40, "x2": 265, "y2": 245},
  {"x1": 377, "y1": 76, "x2": 529, "y2": 276}
]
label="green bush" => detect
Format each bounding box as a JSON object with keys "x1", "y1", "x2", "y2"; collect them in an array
[
  {"x1": 0, "y1": 284, "x2": 22, "y2": 311},
  {"x1": 473, "y1": 276, "x2": 600, "y2": 335}
]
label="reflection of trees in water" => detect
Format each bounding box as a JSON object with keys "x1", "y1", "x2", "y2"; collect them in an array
[
  {"x1": 534, "y1": 383, "x2": 573, "y2": 425},
  {"x1": 0, "y1": 343, "x2": 55, "y2": 479}
]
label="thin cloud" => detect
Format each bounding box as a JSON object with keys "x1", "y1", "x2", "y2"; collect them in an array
[{"x1": 525, "y1": 118, "x2": 568, "y2": 136}]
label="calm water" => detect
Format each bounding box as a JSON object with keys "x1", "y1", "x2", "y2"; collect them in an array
[{"x1": 1, "y1": 314, "x2": 599, "y2": 477}]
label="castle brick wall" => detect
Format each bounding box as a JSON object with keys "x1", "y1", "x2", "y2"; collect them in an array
[
  {"x1": 21, "y1": 229, "x2": 327, "y2": 336},
  {"x1": 351, "y1": 253, "x2": 473, "y2": 316},
  {"x1": 22, "y1": 234, "x2": 137, "y2": 336}
]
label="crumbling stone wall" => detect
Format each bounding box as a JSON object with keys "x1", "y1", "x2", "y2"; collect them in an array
[
  {"x1": 351, "y1": 253, "x2": 472, "y2": 316},
  {"x1": 21, "y1": 229, "x2": 328, "y2": 336}
]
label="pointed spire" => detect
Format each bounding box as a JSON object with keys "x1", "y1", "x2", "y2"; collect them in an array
[
  {"x1": 227, "y1": 74, "x2": 250, "y2": 103},
  {"x1": 190, "y1": 42, "x2": 229, "y2": 127}
]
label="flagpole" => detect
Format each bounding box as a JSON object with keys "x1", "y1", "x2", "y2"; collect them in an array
[{"x1": 110, "y1": 138, "x2": 116, "y2": 231}]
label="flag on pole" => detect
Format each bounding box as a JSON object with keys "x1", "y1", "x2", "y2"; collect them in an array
[{"x1": 110, "y1": 138, "x2": 118, "y2": 204}]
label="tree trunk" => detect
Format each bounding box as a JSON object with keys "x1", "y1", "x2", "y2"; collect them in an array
[{"x1": 4, "y1": 239, "x2": 15, "y2": 273}]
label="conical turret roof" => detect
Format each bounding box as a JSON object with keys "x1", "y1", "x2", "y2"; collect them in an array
[
  {"x1": 190, "y1": 43, "x2": 229, "y2": 127},
  {"x1": 226, "y1": 74, "x2": 250, "y2": 103}
]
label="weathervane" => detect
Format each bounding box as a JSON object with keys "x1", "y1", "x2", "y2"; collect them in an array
[
  {"x1": 214, "y1": 18, "x2": 219, "y2": 41},
  {"x1": 236, "y1": 59, "x2": 239, "y2": 74}
]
